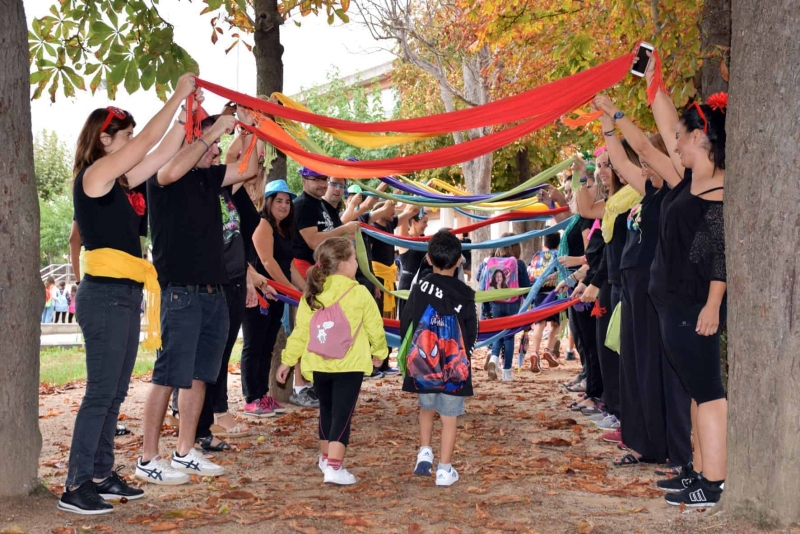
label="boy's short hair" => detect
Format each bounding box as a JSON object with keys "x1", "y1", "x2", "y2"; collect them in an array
[
  {"x1": 428, "y1": 230, "x2": 462, "y2": 270},
  {"x1": 544, "y1": 232, "x2": 561, "y2": 250}
]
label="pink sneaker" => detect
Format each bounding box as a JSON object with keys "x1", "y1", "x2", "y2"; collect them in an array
[
  {"x1": 602, "y1": 429, "x2": 622, "y2": 443},
  {"x1": 244, "y1": 398, "x2": 275, "y2": 418},
  {"x1": 261, "y1": 395, "x2": 287, "y2": 414}
]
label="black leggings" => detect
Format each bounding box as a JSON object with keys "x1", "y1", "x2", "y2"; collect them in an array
[
  {"x1": 197, "y1": 278, "x2": 247, "y2": 439},
  {"x1": 597, "y1": 282, "x2": 621, "y2": 417},
  {"x1": 568, "y1": 304, "x2": 601, "y2": 398},
  {"x1": 240, "y1": 298, "x2": 285, "y2": 403},
  {"x1": 654, "y1": 301, "x2": 727, "y2": 405},
  {"x1": 55, "y1": 311, "x2": 68, "y2": 323},
  {"x1": 313, "y1": 371, "x2": 363, "y2": 447}
]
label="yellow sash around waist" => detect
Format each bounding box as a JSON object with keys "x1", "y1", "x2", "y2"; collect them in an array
[
  {"x1": 371, "y1": 261, "x2": 398, "y2": 314},
  {"x1": 83, "y1": 248, "x2": 162, "y2": 350}
]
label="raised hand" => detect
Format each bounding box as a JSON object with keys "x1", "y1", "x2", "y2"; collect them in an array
[{"x1": 175, "y1": 73, "x2": 197, "y2": 100}]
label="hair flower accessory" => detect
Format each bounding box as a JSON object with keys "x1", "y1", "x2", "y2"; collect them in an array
[
  {"x1": 706, "y1": 92, "x2": 728, "y2": 113},
  {"x1": 126, "y1": 191, "x2": 146, "y2": 216}
]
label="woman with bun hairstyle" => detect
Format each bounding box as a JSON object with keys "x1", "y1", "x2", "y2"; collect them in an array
[{"x1": 61, "y1": 73, "x2": 200, "y2": 515}]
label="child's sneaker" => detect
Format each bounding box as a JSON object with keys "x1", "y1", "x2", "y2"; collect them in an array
[
  {"x1": 323, "y1": 465, "x2": 357, "y2": 485},
  {"x1": 135, "y1": 456, "x2": 190, "y2": 486},
  {"x1": 486, "y1": 355, "x2": 499, "y2": 380},
  {"x1": 665, "y1": 475, "x2": 723, "y2": 507},
  {"x1": 171, "y1": 449, "x2": 224, "y2": 477},
  {"x1": 413, "y1": 447, "x2": 434, "y2": 476},
  {"x1": 501, "y1": 369, "x2": 513, "y2": 381},
  {"x1": 435, "y1": 466, "x2": 459, "y2": 487},
  {"x1": 244, "y1": 398, "x2": 275, "y2": 418},
  {"x1": 530, "y1": 353, "x2": 542, "y2": 373},
  {"x1": 542, "y1": 349, "x2": 560, "y2": 368}
]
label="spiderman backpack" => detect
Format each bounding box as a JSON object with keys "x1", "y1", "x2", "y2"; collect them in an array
[{"x1": 403, "y1": 303, "x2": 470, "y2": 393}]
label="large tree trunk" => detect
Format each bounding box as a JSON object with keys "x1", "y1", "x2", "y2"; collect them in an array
[
  {"x1": 253, "y1": 0, "x2": 287, "y2": 183},
  {"x1": 725, "y1": 0, "x2": 800, "y2": 525},
  {"x1": 510, "y1": 148, "x2": 541, "y2": 263},
  {"x1": 699, "y1": 0, "x2": 731, "y2": 99},
  {"x1": 0, "y1": 0, "x2": 43, "y2": 497}
]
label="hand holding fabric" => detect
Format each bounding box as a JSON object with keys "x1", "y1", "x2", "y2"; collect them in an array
[{"x1": 580, "y1": 284, "x2": 599, "y2": 303}]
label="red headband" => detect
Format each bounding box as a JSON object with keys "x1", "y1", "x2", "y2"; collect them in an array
[
  {"x1": 101, "y1": 106, "x2": 127, "y2": 133},
  {"x1": 689, "y1": 101, "x2": 708, "y2": 134}
]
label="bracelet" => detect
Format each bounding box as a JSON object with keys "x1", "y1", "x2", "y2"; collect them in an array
[
  {"x1": 603, "y1": 129, "x2": 615, "y2": 137},
  {"x1": 176, "y1": 118, "x2": 186, "y2": 126},
  {"x1": 197, "y1": 138, "x2": 210, "y2": 151}
]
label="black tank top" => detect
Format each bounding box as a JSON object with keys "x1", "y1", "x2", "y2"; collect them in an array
[
  {"x1": 73, "y1": 169, "x2": 143, "y2": 284},
  {"x1": 257, "y1": 218, "x2": 293, "y2": 282}
]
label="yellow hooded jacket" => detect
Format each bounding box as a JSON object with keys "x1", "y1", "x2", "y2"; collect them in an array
[{"x1": 282, "y1": 274, "x2": 389, "y2": 381}]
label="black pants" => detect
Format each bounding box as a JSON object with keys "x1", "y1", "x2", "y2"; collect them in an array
[
  {"x1": 620, "y1": 269, "x2": 692, "y2": 464},
  {"x1": 569, "y1": 304, "x2": 601, "y2": 398},
  {"x1": 240, "y1": 297, "x2": 285, "y2": 403},
  {"x1": 654, "y1": 300, "x2": 727, "y2": 405},
  {"x1": 55, "y1": 311, "x2": 68, "y2": 323},
  {"x1": 313, "y1": 371, "x2": 363, "y2": 447},
  {"x1": 197, "y1": 277, "x2": 247, "y2": 439},
  {"x1": 597, "y1": 282, "x2": 621, "y2": 417},
  {"x1": 68, "y1": 312, "x2": 75, "y2": 323}
]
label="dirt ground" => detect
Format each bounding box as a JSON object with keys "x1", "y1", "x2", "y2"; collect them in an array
[{"x1": 3, "y1": 349, "x2": 797, "y2": 534}]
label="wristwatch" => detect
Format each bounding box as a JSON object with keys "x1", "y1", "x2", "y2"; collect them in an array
[{"x1": 612, "y1": 110, "x2": 625, "y2": 123}]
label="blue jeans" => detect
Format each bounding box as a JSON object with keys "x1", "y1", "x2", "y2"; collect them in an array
[
  {"x1": 66, "y1": 280, "x2": 143, "y2": 488},
  {"x1": 42, "y1": 305, "x2": 54, "y2": 323},
  {"x1": 491, "y1": 301, "x2": 519, "y2": 370}
]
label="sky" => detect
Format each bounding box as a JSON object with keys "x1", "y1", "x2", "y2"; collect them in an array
[{"x1": 25, "y1": 0, "x2": 396, "y2": 146}]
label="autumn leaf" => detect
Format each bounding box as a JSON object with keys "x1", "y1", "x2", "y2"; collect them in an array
[
  {"x1": 149, "y1": 523, "x2": 179, "y2": 532},
  {"x1": 720, "y1": 59, "x2": 730, "y2": 83},
  {"x1": 342, "y1": 517, "x2": 374, "y2": 527},
  {"x1": 577, "y1": 519, "x2": 595, "y2": 534},
  {"x1": 535, "y1": 437, "x2": 572, "y2": 447},
  {"x1": 407, "y1": 523, "x2": 422, "y2": 533}
]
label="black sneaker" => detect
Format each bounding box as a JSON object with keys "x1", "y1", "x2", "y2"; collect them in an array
[
  {"x1": 366, "y1": 370, "x2": 384, "y2": 380},
  {"x1": 665, "y1": 475, "x2": 723, "y2": 508},
  {"x1": 95, "y1": 468, "x2": 145, "y2": 501},
  {"x1": 657, "y1": 463, "x2": 700, "y2": 493},
  {"x1": 57, "y1": 481, "x2": 113, "y2": 515}
]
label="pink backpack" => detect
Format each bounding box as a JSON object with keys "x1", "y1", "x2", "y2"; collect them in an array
[{"x1": 306, "y1": 285, "x2": 363, "y2": 360}]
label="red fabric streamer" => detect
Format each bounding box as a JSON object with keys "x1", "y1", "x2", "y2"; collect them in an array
[
  {"x1": 646, "y1": 49, "x2": 669, "y2": 106},
  {"x1": 357, "y1": 208, "x2": 568, "y2": 242},
  {"x1": 183, "y1": 97, "x2": 209, "y2": 143},
  {"x1": 195, "y1": 54, "x2": 634, "y2": 135},
  {"x1": 590, "y1": 301, "x2": 607, "y2": 318}
]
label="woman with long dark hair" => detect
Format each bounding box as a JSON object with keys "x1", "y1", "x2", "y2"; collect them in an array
[
  {"x1": 397, "y1": 207, "x2": 428, "y2": 317},
  {"x1": 60, "y1": 74, "x2": 197, "y2": 514}
]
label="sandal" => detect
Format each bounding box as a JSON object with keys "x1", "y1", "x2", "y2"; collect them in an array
[
  {"x1": 115, "y1": 424, "x2": 131, "y2": 436},
  {"x1": 196, "y1": 435, "x2": 232, "y2": 452},
  {"x1": 655, "y1": 463, "x2": 682, "y2": 477},
  {"x1": 613, "y1": 453, "x2": 657, "y2": 467},
  {"x1": 211, "y1": 413, "x2": 251, "y2": 438}
]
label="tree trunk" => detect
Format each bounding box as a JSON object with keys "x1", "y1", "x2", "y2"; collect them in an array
[
  {"x1": 699, "y1": 0, "x2": 731, "y2": 98},
  {"x1": 725, "y1": 0, "x2": 800, "y2": 525},
  {"x1": 253, "y1": 0, "x2": 286, "y2": 183},
  {"x1": 510, "y1": 148, "x2": 541, "y2": 262},
  {"x1": 0, "y1": 0, "x2": 43, "y2": 497}
]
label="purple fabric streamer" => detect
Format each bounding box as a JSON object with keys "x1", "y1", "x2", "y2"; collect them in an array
[{"x1": 378, "y1": 176, "x2": 543, "y2": 203}]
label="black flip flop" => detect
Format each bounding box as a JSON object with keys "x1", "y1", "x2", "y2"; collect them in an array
[
  {"x1": 655, "y1": 463, "x2": 682, "y2": 476},
  {"x1": 614, "y1": 453, "x2": 657, "y2": 467},
  {"x1": 197, "y1": 436, "x2": 232, "y2": 452},
  {"x1": 115, "y1": 424, "x2": 131, "y2": 436}
]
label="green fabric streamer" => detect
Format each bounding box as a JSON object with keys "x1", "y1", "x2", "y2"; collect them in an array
[
  {"x1": 605, "y1": 302, "x2": 622, "y2": 354},
  {"x1": 397, "y1": 323, "x2": 414, "y2": 376}
]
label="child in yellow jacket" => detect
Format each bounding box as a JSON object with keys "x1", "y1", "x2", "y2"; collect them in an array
[{"x1": 277, "y1": 237, "x2": 388, "y2": 485}]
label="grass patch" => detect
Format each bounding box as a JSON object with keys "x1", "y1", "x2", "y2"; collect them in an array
[{"x1": 40, "y1": 342, "x2": 243, "y2": 387}]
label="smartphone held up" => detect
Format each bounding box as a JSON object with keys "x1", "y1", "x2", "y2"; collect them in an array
[{"x1": 631, "y1": 42, "x2": 654, "y2": 77}]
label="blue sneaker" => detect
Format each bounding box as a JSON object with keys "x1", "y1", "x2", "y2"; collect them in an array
[{"x1": 382, "y1": 368, "x2": 400, "y2": 375}]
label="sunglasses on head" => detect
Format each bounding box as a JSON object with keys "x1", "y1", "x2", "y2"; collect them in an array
[
  {"x1": 101, "y1": 106, "x2": 128, "y2": 133},
  {"x1": 690, "y1": 101, "x2": 708, "y2": 133}
]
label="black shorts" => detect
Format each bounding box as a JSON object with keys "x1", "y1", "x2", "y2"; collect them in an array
[{"x1": 533, "y1": 291, "x2": 561, "y2": 325}]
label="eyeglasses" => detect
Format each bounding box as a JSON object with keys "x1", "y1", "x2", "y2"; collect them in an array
[
  {"x1": 327, "y1": 181, "x2": 345, "y2": 190},
  {"x1": 101, "y1": 107, "x2": 127, "y2": 133},
  {"x1": 690, "y1": 101, "x2": 708, "y2": 133}
]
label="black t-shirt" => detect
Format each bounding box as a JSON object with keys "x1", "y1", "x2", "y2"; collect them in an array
[
  {"x1": 255, "y1": 219, "x2": 294, "y2": 282},
  {"x1": 293, "y1": 192, "x2": 342, "y2": 264},
  {"x1": 399, "y1": 249, "x2": 427, "y2": 282},
  {"x1": 649, "y1": 169, "x2": 726, "y2": 306},
  {"x1": 147, "y1": 166, "x2": 228, "y2": 286},
  {"x1": 73, "y1": 169, "x2": 143, "y2": 284},
  {"x1": 220, "y1": 187, "x2": 246, "y2": 280},
  {"x1": 621, "y1": 180, "x2": 666, "y2": 271},
  {"x1": 461, "y1": 237, "x2": 473, "y2": 269},
  {"x1": 605, "y1": 209, "x2": 631, "y2": 286},
  {"x1": 582, "y1": 228, "x2": 606, "y2": 288},
  {"x1": 566, "y1": 217, "x2": 594, "y2": 257},
  {"x1": 360, "y1": 214, "x2": 398, "y2": 266},
  {"x1": 232, "y1": 187, "x2": 260, "y2": 269}
]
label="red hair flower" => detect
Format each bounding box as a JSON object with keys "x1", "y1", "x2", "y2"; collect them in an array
[
  {"x1": 127, "y1": 191, "x2": 146, "y2": 216},
  {"x1": 706, "y1": 92, "x2": 728, "y2": 113}
]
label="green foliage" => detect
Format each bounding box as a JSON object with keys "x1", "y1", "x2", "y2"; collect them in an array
[
  {"x1": 285, "y1": 69, "x2": 397, "y2": 193},
  {"x1": 34, "y1": 130, "x2": 73, "y2": 202},
  {"x1": 31, "y1": 0, "x2": 352, "y2": 102},
  {"x1": 39, "y1": 195, "x2": 74, "y2": 266}
]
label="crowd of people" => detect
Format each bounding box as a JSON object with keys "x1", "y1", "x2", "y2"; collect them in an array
[
  {"x1": 42, "y1": 277, "x2": 78, "y2": 323},
  {"x1": 57, "y1": 46, "x2": 728, "y2": 516}
]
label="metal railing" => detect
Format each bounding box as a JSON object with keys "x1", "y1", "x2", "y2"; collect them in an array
[{"x1": 40, "y1": 264, "x2": 76, "y2": 285}]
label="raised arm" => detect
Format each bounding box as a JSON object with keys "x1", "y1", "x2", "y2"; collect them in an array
[
  {"x1": 83, "y1": 73, "x2": 196, "y2": 197},
  {"x1": 298, "y1": 220, "x2": 360, "y2": 251},
  {"x1": 223, "y1": 134, "x2": 245, "y2": 165},
  {"x1": 644, "y1": 51, "x2": 685, "y2": 177},
  {"x1": 222, "y1": 131, "x2": 262, "y2": 187},
  {"x1": 156, "y1": 115, "x2": 236, "y2": 186}
]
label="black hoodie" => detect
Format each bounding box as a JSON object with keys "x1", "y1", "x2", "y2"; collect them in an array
[{"x1": 400, "y1": 273, "x2": 478, "y2": 397}]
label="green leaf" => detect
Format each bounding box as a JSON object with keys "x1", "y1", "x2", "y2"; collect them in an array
[
  {"x1": 84, "y1": 62, "x2": 101, "y2": 75},
  {"x1": 48, "y1": 75, "x2": 59, "y2": 103},
  {"x1": 207, "y1": 0, "x2": 224, "y2": 9},
  {"x1": 61, "y1": 71, "x2": 76, "y2": 98},
  {"x1": 62, "y1": 66, "x2": 86, "y2": 91},
  {"x1": 124, "y1": 58, "x2": 140, "y2": 94},
  {"x1": 91, "y1": 20, "x2": 113, "y2": 36},
  {"x1": 107, "y1": 8, "x2": 119, "y2": 29},
  {"x1": 30, "y1": 70, "x2": 50, "y2": 84},
  {"x1": 89, "y1": 69, "x2": 103, "y2": 94},
  {"x1": 107, "y1": 57, "x2": 129, "y2": 86},
  {"x1": 140, "y1": 65, "x2": 156, "y2": 90}
]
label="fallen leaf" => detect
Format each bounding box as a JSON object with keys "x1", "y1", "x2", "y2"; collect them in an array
[
  {"x1": 577, "y1": 519, "x2": 595, "y2": 534},
  {"x1": 50, "y1": 528, "x2": 76, "y2": 534},
  {"x1": 445, "y1": 528, "x2": 463, "y2": 534},
  {"x1": 291, "y1": 525, "x2": 320, "y2": 534},
  {"x1": 407, "y1": 523, "x2": 422, "y2": 533},
  {"x1": 535, "y1": 437, "x2": 572, "y2": 447},
  {"x1": 150, "y1": 523, "x2": 179, "y2": 533},
  {"x1": 220, "y1": 490, "x2": 255, "y2": 500},
  {"x1": 1, "y1": 526, "x2": 26, "y2": 534},
  {"x1": 342, "y1": 517, "x2": 374, "y2": 527}
]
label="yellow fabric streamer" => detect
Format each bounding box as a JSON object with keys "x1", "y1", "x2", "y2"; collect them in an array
[
  {"x1": 602, "y1": 185, "x2": 643, "y2": 243},
  {"x1": 371, "y1": 261, "x2": 398, "y2": 314},
  {"x1": 83, "y1": 248, "x2": 162, "y2": 350},
  {"x1": 272, "y1": 93, "x2": 440, "y2": 149}
]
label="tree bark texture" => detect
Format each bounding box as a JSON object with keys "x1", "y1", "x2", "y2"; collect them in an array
[
  {"x1": 510, "y1": 148, "x2": 542, "y2": 263},
  {"x1": 699, "y1": 0, "x2": 731, "y2": 98},
  {"x1": 253, "y1": 0, "x2": 287, "y2": 183},
  {"x1": 725, "y1": 0, "x2": 800, "y2": 525},
  {"x1": 0, "y1": 0, "x2": 43, "y2": 497}
]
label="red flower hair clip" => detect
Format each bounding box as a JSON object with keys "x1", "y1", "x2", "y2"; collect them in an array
[
  {"x1": 706, "y1": 92, "x2": 728, "y2": 113},
  {"x1": 127, "y1": 191, "x2": 146, "y2": 216}
]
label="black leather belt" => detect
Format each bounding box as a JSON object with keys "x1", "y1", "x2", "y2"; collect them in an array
[{"x1": 170, "y1": 284, "x2": 223, "y2": 294}]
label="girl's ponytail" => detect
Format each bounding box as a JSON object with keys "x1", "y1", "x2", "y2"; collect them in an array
[{"x1": 303, "y1": 237, "x2": 355, "y2": 310}]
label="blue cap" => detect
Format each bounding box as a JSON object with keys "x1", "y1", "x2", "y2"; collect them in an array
[{"x1": 264, "y1": 179, "x2": 296, "y2": 200}]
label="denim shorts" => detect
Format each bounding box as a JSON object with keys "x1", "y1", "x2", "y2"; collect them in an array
[
  {"x1": 418, "y1": 393, "x2": 465, "y2": 417},
  {"x1": 151, "y1": 285, "x2": 229, "y2": 389}
]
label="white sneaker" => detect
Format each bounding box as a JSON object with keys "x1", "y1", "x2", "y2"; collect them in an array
[
  {"x1": 318, "y1": 455, "x2": 328, "y2": 473},
  {"x1": 135, "y1": 456, "x2": 190, "y2": 485},
  {"x1": 501, "y1": 369, "x2": 513, "y2": 381},
  {"x1": 323, "y1": 465, "x2": 356, "y2": 485},
  {"x1": 413, "y1": 447, "x2": 434, "y2": 476},
  {"x1": 486, "y1": 355, "x2": 499, "y2": 380},
  {"x1": 435, "y1": 466, "x2": 459, "y2": 487},
  {"x1": 171, "y1": 449, "x2": 224, "y2": 477}
]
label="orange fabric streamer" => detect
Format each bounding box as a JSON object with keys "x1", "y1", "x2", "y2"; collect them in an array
[
  {"x1": 238, "y1": 134, "x2": 258, "y2": 175},
  {"x1": 561, "y1": 110, "x2": 604, "y2": 128},
  {"x1": 183, "y1": 95, "x2": 209, "y2": 143}
]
